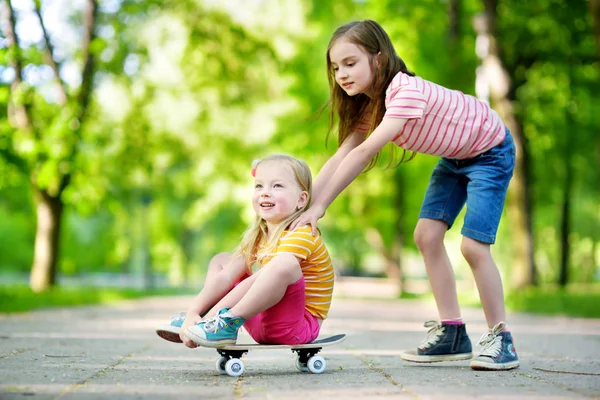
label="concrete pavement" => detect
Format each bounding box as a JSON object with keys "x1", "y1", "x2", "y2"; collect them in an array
[{"x1": 1, "y1": 288, "x2": 599, "y2": 399}]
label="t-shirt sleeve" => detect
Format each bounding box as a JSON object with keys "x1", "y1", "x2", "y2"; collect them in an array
[
  {"x1": 384, "y1": 73, "x2": 426, "y2": 120},
  {"x1": 275, "y1": 226, "x2": 315, "y2": 261}
]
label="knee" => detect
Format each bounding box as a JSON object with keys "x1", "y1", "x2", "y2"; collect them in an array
[
  {"x1": 208, "y1": 252, "x2": 232, "y2": 273},
  {"x1": 460, "y1": 238, "x2": 490, "y2": 266},
  {"x1": 414, "y1": 221, "x2": 445, "y2": 254}
]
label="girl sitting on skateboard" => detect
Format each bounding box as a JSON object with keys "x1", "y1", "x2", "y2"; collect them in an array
[{"x1": 156, "y1": 154, "x2": 334, "y2": 347}]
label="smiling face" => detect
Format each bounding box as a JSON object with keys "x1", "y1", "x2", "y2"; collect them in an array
[
  {"x1": 329, "y1": 37, "x2": 375, "y2": 97},
  {"x1": 252, "y1": 160, "x2": 308, "y2": 231}
]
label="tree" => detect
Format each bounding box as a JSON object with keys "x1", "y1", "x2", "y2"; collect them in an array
[
  {"x1": 0, "y1": 0, "x2": 99, "y2": 291},
  {"x1": 476, "y1": 0, "x2": 536, "y2": 288},
  {"x1": 590, "y1": 0, "x2": 600, "y2": 56},
  {"x1": 489, "y1": 0, "x2": 598, "y2": 286}
]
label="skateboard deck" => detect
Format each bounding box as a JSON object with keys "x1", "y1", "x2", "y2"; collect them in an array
[{"x1": 214, "y1": 334, "x2": 346, "y2": 377}]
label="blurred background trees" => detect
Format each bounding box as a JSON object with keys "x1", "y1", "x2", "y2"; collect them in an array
[{"x1": 0, "y1": 0, "x2": 598, "y2": 295}]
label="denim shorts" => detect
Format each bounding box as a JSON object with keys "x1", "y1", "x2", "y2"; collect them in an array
[{"x1": 418, "y1": 128, "x2": 516, "y2": 244}]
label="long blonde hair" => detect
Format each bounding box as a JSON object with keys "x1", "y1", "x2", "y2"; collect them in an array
[
  {"x1": 326, "y1": 20, "x2": 416, "y2": 169},
  {"x1": 234, "y1": 154, "x2": 312, "y2": 270}
]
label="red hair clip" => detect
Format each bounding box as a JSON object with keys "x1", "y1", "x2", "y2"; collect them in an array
[{"x1": 251, "y1": 159, "x2": 260, "y2": 177}]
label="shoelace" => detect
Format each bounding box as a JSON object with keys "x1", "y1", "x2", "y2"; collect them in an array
[
  {"x1": 477, "y1": 321, "x2": 506, "y2": 357},
  {"x1": 202, "y1": 313, "x2": 230, "y2": 333},
  {"x1": 419, "y1": 320, "x2": 445, "y2": 349}
]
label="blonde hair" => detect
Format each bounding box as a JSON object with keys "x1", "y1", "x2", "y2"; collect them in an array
[
  {"x1": 234, "y1": 154, "x2": 312, "y2": 270},
  {"x1": 326, "y1": 20, "x2": 416, "y2": 169}
]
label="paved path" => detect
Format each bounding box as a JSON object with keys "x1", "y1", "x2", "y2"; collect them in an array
[{"x1": 1, "y1": 293, "x2": 599, "y2": 399}]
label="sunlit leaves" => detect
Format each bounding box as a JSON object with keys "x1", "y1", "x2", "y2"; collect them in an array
[{"x1": 0, "y1": 0, "x2": 598, "y2": 285}]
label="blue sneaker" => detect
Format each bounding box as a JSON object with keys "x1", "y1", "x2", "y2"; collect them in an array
[
  {"x1": 184, "y1": 308, "x2": 245, "y2": 348},
  {"x1": 155, "y1": 312, "x2": 186, "y2": 343},
  {"x1": 401, "y1": 320, "x2": 473, "y2": 362},
  {"x1": 470, "y1": 322, "x2": 519, "y2": 370}
]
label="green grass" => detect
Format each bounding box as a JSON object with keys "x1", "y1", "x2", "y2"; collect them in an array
[
  {"x1": 399, "y1": 291, "x2": 432, "y2": 300},
  {"x1": 0, "y1": 284, "x2": 196, "y2": 313},
  {"x1": 504, "y1": 285, "x2": 600, "y2": 319},
  {"x1": 400, "y1": 283, "x2": 600, "y2": 319},
  {"x1": 456, "y1": 284, "x2": 600, "y2": 319}
]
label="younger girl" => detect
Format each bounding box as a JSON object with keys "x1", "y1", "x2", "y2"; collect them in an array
[
  {"x1": 291, "y1": 20, "x2": 519, "y2": 371},
  {"x1": 156, "y1": 154, "x2": 334, "y2": 348}
]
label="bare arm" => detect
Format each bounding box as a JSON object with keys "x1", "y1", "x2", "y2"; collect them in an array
[
  {"x1": 294, "y1": 117, "x2": 408, "y2": 234},
  {"x1": 311, "y1": 130, "x2": 365, "y2": 202}
]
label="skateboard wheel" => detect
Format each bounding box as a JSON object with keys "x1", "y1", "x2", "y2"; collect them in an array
[
  {"x1": 225, "y1": 358, "x2": 244, "y2": 377},
  {"x1": 295, "y1": 357, "x2": 309, "y2": 372},
  {"x1": 216, "y1": 357, "x2": 228, "y2": 375},
  {"x1": 307, "y1": 355, "x2": 326, "y2": 374}
]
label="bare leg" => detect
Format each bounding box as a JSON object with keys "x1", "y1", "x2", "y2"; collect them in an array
[
  {"x1": 183, "y1": 255, "x2": 302, "y2": 347},
  {"x1": 203, "y1": 271, "x2": 261, "y2": 317},
  {"x1": 229, "y1": 254, "x2": 302, "y2": 320},
  {"x1": 414, "y1": 218, "x2": 462, "y2": 320},
  {"x1": 185, "y1": 252, "x2": 244, "y2": 318},
  {"x1": 180, "y1": 252, "x2": 246, "y2": 347},
  {"x1": 461, "y1": 237, "x2": 506, "y2": 328}
]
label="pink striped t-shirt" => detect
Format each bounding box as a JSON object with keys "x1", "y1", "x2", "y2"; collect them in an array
[{"x1": 359, "y1": 72, "x2": 506, "y2": 159}]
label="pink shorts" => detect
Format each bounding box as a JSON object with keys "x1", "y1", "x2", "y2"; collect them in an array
[{"x1": 237, "y1": 276, "x2": 321, "y2": 345}]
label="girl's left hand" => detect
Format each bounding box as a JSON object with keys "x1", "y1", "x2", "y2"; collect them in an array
[
  {"x1": 180, "y1": 314, "x2": 202, "y2": 348},
  {"x1": 290, "y1": 205, "x2": 325, "y2": 236}
]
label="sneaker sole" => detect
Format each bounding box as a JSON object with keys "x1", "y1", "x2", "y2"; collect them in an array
[
  {"x1": 155, "y1": 325, "x2": 183, "y2": 343},
  {"x1": 470, "y1": 360, "x2": 520, "y2": 371},
  {"x1": 401, "y1": 349, "x2": 473, "y2": 363},
  {"x1": 184, "y1": 328, "x2": 236, "y2": 348}
]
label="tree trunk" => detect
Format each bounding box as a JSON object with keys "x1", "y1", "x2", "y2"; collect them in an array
[
  {"x1": 447, "y1": 0, "x2": 467, "y2": 91},
  {"x1": 477, "y1": 0, "x2": 536, "y2": 288},
  {"x1": 589, "y1": 0, "x2": 600, "y2": 286},
  {"x1": 504, "y1": 121, "x2": 536, "y2": 288},
  {"x1": 365, "y1": 168, "x2": 406, "y2": 296},
  {"x1": 593, "y1": 240, "x2": 599, "y2": 282},
  {"x1": 365, "y1": 228, "x2": 402, "y2": 282},
  {"x1": 30, "y1": 189, "x2": 64, "y2": 292},
  {"x1": 558, "y1": 160, "x2": 572, "y2": 286},
  {"x1": 140, "y1": 196, "x2": 153, "y2": 289},
  {"x1": 590, "y1": 0, "x2": 600, "y2": 57},
  {"x1": 448, "y1": 0, "x2": 461, "y2": 43},
  {"x1": 180, "y1": 228, "x2": 195, "y2": 284},
  {"x1": 559, "y1": 55, "x2": 578, "y2": 287},
  {"x1": 392, "y1": 168, "x2": 405, "y2": 292}
]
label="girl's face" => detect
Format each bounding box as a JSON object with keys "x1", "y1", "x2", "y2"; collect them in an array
[
  {"x1": 329, "y1": 37, "x2": 375, "y2": 97},
  {"x1": 252, "y1": 161, "x2": 308, "y2": 229}
]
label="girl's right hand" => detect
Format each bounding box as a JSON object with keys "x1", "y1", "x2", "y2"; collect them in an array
[
  {"x1": 180, "y1": 314, "x2": 202, "y2": 348},
  {"x1": 290, "y1": 205, "x2": 325, "y2": 236}
]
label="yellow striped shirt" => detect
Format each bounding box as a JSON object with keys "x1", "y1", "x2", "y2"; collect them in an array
[{"x1": 259, "y1": 225, "x2": 334, "y2": 319}]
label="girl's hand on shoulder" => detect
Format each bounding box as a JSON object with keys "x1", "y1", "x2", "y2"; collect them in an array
[{"x1": 290, "y1": 205, "x2": 326, "y2": 236}]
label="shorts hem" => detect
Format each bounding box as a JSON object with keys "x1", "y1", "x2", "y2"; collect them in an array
[
  {"x1": 419, "y1": 210, "x2": 455, "y2": 229},
  {"x1": 461, "y1": 228, "x2": 496, "y2": 244}
]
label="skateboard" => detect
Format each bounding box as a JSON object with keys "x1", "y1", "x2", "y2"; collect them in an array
[{"x1": 213, "y1": 334, "x2": 346, "y2": 377}]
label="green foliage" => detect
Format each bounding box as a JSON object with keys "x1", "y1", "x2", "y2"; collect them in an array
[
  {"x1": 0, "y1": 284, "x2": 195, "y2": 313},
  {"x1": 498, "y1": 0, "x2": 599, "y2": 282},
  {"x1": 0, "y1": 0, "x2": 598, "y2": 295},
  {"x1": 453, "y1": 283, "x2": 600, "y2": 318},
  {"x1": 505, "y1": 285, "x2": 600, "y2": 319},
  {"x1": 0, "y1": 174, "x2": 34, "y2": 271}
]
